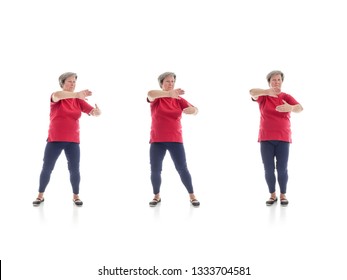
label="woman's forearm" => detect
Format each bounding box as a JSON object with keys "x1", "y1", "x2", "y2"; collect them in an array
[
  {"x1": 147, "y1": 90, "x2": 170, "y2": 101},
  {"x1": 52, "y1": 91, "x2": 78, "y2": 102},
  {"x1": 249, "y1": 88, "x2": 267, "y2": 98},
  {"x1": 52, "y1": 90, "x2": 92, "y2": 102},
  {"x1": 292, "y1": 104, "x2": 303, "y2": 113}
]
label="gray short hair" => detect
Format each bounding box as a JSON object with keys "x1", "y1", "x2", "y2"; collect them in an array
[
  {"x1": 59, "y1": 72, "x2": 77, "y2": 88},
  {"x1": 266, "y1": 70, "x2": 284, "y2": 84},
  {"x1": 158, "y1": 72, "x2": 176, "y2": 87}
]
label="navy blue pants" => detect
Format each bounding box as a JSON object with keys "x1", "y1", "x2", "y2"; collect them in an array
[
  {"x1": 260, "y1": 141, "x2": 289, "y2": 194},
  {"x1": 150, "y1": 142, "x2": 194, "y2": 194},
  {"x1": 39, "y1": 142, "x2": 80, "y2": 194}
]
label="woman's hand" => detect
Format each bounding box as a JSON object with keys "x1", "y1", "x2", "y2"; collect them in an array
[
  {"x1": 168, "y1": 88, "x2": 185, "y2": 99},
  {"x1": 183, "y1": 106, "x2": 198, "y2": 115},
  {"x1": 76, "y1": 90, "x2": 92, "y2": 100},
  {"x1": 90, "y1": 104, "x2": 101, "y2": 116},
  {"x1": 265, "y1": 88, "x2": 280, "y2": 97},
  {"x1": 276, "y1": 100, "x2": 293, "y2": 112}
]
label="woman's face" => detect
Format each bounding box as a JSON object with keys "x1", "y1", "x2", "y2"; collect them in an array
[
  {"x1": 161, "y1": 75, "x2": 175, "y2": 91},
  {"x1": 269, "y1": 74, "x2": 282, "y2": 91},
  {"x1": 62, "y1": 76, "x2": 76, "y2": 92}
]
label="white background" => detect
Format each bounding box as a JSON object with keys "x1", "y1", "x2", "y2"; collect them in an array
[{"x1": 1, "y1": 0, "x2": 346, "y2": 279}]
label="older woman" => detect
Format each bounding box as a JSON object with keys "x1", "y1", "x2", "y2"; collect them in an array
[
  {"x1": 250, "y1": 70, "x2": 303, "y2": 206},
  {"x1": 147, "y1": 72, "x2": 200, "y2": 207},
  {"x1": 32, "y1": 72, "x2": 101, "y2": 206}
]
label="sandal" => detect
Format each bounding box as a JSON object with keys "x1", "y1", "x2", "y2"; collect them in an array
[
  {"x1": 266, "y1": 197, "x2": 277, "y2": 206},
  {"x1": 33, "y1": 197, "x2": 44, "y2": 206},
  {"x1": 73, "y1": 198, "x2": 83, "y2": 206},
  {"x1": 280, "y1": 198, "x2": 289, "y2": 206},
  {"x1": 190, "y1": 199, "x2": 200, "y2": 207},
  {"x1": 149, "y1": 198, "x2": 161, "y2": 207}
]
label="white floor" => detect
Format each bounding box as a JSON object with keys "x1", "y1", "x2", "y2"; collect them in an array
[{"x1": 1, "y1": 141, "x2": 346, "y2": 280}]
